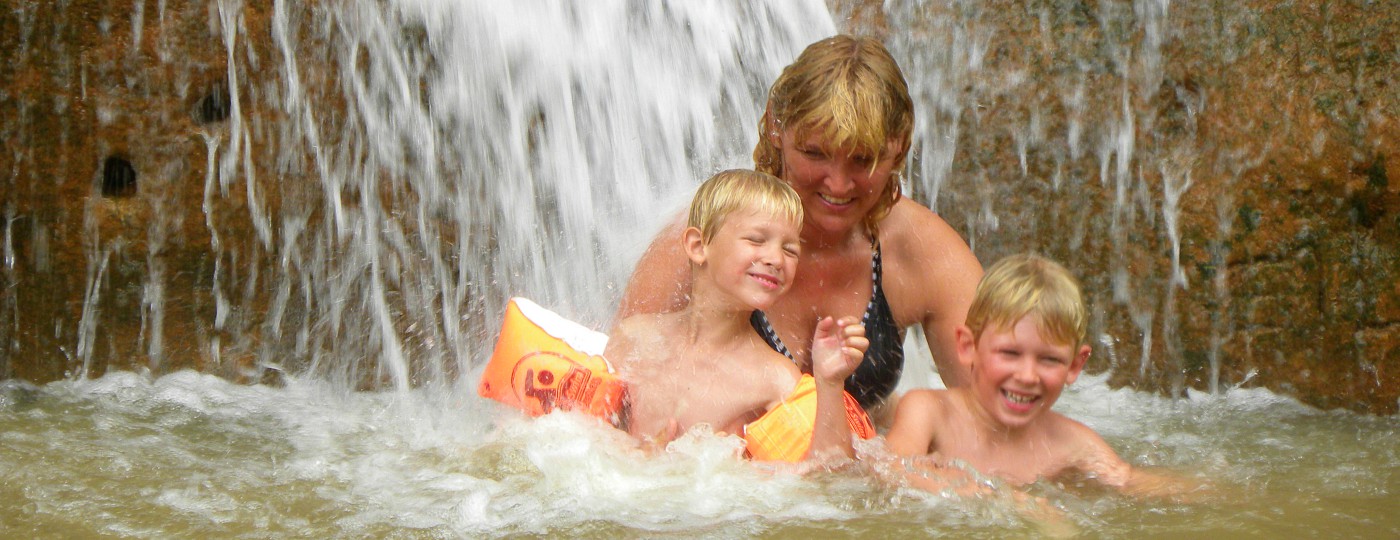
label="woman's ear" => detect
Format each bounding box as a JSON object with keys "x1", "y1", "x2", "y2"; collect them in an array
[
  {"x1": 682, "y1": 227, "x2": 706, "y2": 266},
  {"x1": 885, "y1": 135, "x2": 911, "y2": 170}
]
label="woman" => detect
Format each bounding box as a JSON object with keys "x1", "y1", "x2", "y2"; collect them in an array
[{"x1": 616, "y1": 35, "x2": 981, "y2": 421}]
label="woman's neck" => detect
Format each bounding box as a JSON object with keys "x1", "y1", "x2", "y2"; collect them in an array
[{"x1": 801, "y1": 223, "x2": 871, "y2": 253}]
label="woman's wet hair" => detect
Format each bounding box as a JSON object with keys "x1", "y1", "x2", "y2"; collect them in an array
[{"x1": 754, "y1": 35, "x2": 914, "y2": 236}]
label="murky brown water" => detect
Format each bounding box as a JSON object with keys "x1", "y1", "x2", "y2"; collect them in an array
[{"x1": 2, "y1": 370, "x2": 1394, "y2": 538}]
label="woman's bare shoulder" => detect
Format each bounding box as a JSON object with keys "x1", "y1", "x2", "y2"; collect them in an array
[
  {"x1": 877, "y1": 199, "x2": 983, "y2": 313},
  {"x1": 881, "y1": 199, "x2": 976, "y2": 265}
]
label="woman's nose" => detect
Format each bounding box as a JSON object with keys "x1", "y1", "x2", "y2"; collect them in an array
[{"x1": 824, "y1": 163, "x2": 855, "y2": 192}]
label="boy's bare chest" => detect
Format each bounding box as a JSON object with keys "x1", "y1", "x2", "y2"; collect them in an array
[
  {"x1": 626, "y1": 346, "x2": 783, "y2": 436},
  {"x1": 937, "y1": 422, "x2": 1073, "y2": 486}
]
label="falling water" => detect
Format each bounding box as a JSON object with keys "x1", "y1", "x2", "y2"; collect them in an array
[{"x1": 132, "y1": 0, "x2": 838, "y2": 391}]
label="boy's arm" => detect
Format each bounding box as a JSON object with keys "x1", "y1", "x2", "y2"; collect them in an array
[
  {"x1": 806, "y1": 316, "x2": 868, "y2": 460},
  {"x1": 885, "y1": 389, "x2": 941, "y2": 456},
  {"x1": 1069, "y1": 421, "x2": 1209, "y2": 500}
]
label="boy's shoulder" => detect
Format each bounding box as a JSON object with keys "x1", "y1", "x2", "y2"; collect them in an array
[
  {"x1": 901, "y1": 387, "x2": 957, "y2": 409},
  {"x1": 607, "y1": 312, "x2": 682, "y2": 366},
  {"x1": 892, "y1": 388, "x2": 960, "y2": 428},
  {"x1": 612, "y1": 311, "x2": 683, "y2": 341},
  {"x1": 886, "y1": 387, "x2": 960, "y2": 456}
]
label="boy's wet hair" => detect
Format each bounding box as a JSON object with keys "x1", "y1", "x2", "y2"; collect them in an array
[
  {"x1": 688, "y1": 169, "x2": 803, "y2": 245},
  {"x1": 965, "y1": 254, "x2": 1088, "y2": 347},
  {"x1": 753, "y1": 34, "x2": 914, "y2": 237}
]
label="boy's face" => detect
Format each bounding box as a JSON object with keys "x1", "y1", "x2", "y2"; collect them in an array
[
  {"x1": 957, "y1": 315, "x2": 1090, "y2": 430},
  {"x1": 685, "y1": 206, "x2": 801, "y2": 311}
]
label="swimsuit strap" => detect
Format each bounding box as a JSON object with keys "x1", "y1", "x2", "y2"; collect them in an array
[
  {"x1": 749, "y1": 243, "x2": 882, "y2": 365},
  {"x1": 864, "y1": 242, "x2": 882, "y2": 326},
  {"x1": 750, "y1": 310, "x2": 794, "y2": 361}
]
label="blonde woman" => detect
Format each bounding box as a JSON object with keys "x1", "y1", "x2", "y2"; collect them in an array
[{"x1": 617, "y1": 35, "x2": 982, "y2": 423}]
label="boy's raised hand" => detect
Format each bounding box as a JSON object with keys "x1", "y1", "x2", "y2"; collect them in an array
[{"x1": 811, "y1": 316, "x2": 868, "y2": 385}]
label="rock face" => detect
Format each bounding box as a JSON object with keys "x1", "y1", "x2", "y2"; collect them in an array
[{"x1": 1, "y1": 1, "x2": 1395, "y2": 413}]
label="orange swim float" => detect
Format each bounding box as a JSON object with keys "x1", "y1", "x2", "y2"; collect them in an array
[
  {"x1": 477, "y1": 297, "x2": 627, "y2": 425},
  {"x1": 479, "y1": 297, "x2": 875, "y2": 462},
  {"x1": 743, "y1": 374, "x2": 877, "y2": 462}
]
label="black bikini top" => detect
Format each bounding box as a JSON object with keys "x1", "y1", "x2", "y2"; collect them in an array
[{"x1": 750, "y1": 243, "x2": 905, "y2": 409}]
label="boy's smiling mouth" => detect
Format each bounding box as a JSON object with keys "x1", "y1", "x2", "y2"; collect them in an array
[
  {"x1": 1001, "y1": 389, "x2": 1039, "y2": 410},
  {"x1": 749, "y1": 271, "x2": 782, "y2": 290}
]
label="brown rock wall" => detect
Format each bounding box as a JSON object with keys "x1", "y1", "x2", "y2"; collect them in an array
[{"x1": 1, "y1": 0, "x2": 1396, "y2": 413}]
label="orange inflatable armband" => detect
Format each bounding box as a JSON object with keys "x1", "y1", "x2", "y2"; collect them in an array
[
  {"x1": 743, "y1": 375, "x2": 876, "y2": 462},
  {"x1": 478, "y1": 298, "x2": 627, "y2": 424}
]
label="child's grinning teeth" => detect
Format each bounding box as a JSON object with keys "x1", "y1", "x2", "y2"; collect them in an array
[{"x1": 1002, "y1": 390, "x2": 1036, "y2": 405}]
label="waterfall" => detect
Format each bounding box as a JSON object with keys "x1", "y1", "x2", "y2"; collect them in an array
[{"x1": 187, "y1": 0, "x2": 836, "y2": 390}]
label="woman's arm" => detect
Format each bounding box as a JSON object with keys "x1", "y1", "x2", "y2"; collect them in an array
[
  {"x1": 883, "y1": 200, "x2": 982, "y2": 388},
  {"x1": 612, "y1": 218, "x2": 691, "y2": 326}
]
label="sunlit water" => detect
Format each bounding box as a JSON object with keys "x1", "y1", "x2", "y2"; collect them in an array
[{"x1": 2, "y1": 367, "x2": 1395, "y2": 538}]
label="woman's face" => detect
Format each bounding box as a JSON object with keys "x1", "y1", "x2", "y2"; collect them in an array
[{"x1": 776, "y1": 129, "x2": 901, "y2": 242}]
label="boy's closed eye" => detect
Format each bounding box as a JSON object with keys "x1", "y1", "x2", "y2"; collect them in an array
[{"x1": 994, "y1": 347, "x2": 1021, "y2": 358}]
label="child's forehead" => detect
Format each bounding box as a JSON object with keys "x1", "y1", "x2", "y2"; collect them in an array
[
  {"x1": 981, "y1": 314, "x2": 1076, "y2": 349},
  {"x1": 725, "y1": 200, "x2": 798, "y2": 222}
]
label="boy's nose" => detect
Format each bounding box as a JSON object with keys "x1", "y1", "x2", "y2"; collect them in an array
[
  {"x1": 757, "y1": 244, "x2": 782, "y2": 265},
  {"x1": 1013, "y1": 358, "x2": 1038, "y2": 382}
]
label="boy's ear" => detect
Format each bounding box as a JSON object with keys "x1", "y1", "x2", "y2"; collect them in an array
[
  {"x1": 682, "y1": 226, "x2": 706, "y2": 266},
  {"x1": 954, "y1": 325, "x2": 977, "y2": 368},
  {"x1": 1065, "y1": 345, "x2": 1091, "y2": 385}
]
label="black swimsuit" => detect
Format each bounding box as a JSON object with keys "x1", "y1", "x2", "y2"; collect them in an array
[{"x1": 750, "y1": 244, "x2": 905, "y2": 410}]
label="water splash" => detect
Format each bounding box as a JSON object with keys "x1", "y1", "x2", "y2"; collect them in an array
[{"x1": 192, "y1": 0, "x2": 835, "y2": 389}]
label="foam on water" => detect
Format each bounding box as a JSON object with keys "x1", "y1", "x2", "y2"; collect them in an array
[{"x1": 3, "y1": 368, "x2": 1394, "y2": 537}]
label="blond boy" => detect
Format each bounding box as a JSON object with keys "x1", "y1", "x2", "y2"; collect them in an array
[
  {"x1": 606, "y1": 169, "x2": 868, "y2": 459},
  {"x1": 887, "y1": 254, "x2": 1195, "y2": 495}
]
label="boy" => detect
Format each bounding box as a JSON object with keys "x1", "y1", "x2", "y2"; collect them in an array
[
  {"x1": 605, "y1": 169, "x2": 869, "y2": 460},
  {"x1": 887, "y1": 254, "x2": 1196, "y2": 495}
]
